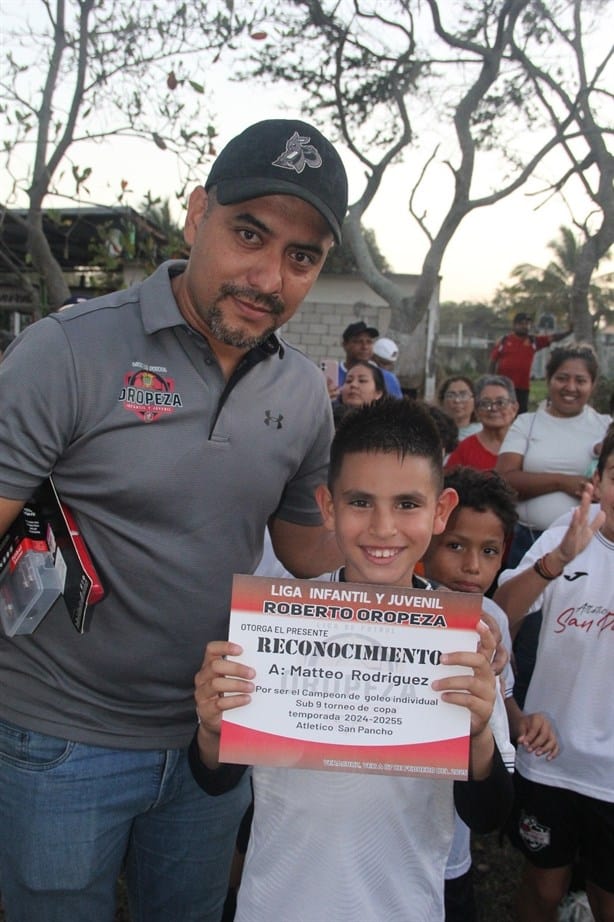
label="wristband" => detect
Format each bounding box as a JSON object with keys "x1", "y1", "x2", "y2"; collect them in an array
[{"x1": 533, "y1": 554, "x2": 563, "y2": 580}]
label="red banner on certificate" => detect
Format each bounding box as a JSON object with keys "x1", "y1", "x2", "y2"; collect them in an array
[{"x1": 220, "y1": 574, "x2": 482, "y2": 779}]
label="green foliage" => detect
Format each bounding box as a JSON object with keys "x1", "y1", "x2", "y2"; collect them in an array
[
  {"x1": 494, "y1": 226, "x2": 614, "y2": 330},
  {"x1": 1, "y1": 0, "x2": 255, "y2": 206},
  {"x1": 0, "y1": 0, "x2": 255, "y2": 308},
  {"x1": 439, "y1": 300, "x2": 508, "y2": 338},
  {"x1": 140, "y1": 195, "x2": 188, "y2": 262},
  {"x1": 88, "y1": 198, "x2": 188, "y2": 273}
]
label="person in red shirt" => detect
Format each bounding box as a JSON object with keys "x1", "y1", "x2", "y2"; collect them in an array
[
  {"x1": 489, "y1": 313, "x2": 572, "y2": 413},
  {"x1": 445, "y1": 375, "x2": 518, "y2": 472}
]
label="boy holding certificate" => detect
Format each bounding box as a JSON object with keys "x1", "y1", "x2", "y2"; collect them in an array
[{"x1": 190, "y1": 398, "x2": 513, "y2": 921}]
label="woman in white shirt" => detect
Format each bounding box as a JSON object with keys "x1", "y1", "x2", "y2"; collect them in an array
[{"x1": 495, "y1": 344, "x2": 610, "y2": 704}]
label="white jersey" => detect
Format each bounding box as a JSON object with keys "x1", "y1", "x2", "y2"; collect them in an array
[
  {"x1": 236, "y1": 766, "x2": 456, "y2": 922},
  {"x1": 498, "y1": 527, "x2": 614, "y2": 801},
  {"x1": 236, "y1": 569, "x2": 454, "y2": 921}
]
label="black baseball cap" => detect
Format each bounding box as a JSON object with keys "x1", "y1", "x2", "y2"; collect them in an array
[
  {"x1": 343, "y1": 321, "x2": 379, "y2": 342},
  {"x1": 514, "y1": 312, "x2": 532, "y2": 323},
  {"x1": 205, "y1": 119, "x2": 348, "y2": 243}
]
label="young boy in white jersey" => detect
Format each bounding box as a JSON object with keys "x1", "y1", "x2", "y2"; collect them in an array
[
  {"x1": 190, "y1": 399, "x2": 513, "y2": 922},
  {"x1": 422, "y1": 467, "x2": 559, "y2": 922},
  {"x1": 494, "y1": 424, "x2": 614, "y2": 922}
]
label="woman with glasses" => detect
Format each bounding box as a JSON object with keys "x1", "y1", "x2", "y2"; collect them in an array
[
  {"x1": 438, "y1": 376, "x2": 481, "y2": 440},
  {"x1": 445, "y1": 376, "x2": 518, "y2": 472}
]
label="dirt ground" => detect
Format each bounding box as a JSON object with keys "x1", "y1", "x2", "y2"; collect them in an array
[{"x1": 473, "y1": 830, "x2": 525, "y2": 921}]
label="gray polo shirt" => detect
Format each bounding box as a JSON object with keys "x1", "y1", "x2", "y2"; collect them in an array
[{"x1": 0, "y1": 261, "x2": 333, "y2": 748}]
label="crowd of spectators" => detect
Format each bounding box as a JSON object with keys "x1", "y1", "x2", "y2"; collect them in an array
[{"x1": 319, "y1": 322, "x2": 612, "y2": 921}]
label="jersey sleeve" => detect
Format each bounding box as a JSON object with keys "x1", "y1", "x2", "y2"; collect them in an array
[
  {"x1": 453, "y1": 743, "x2": 513, "y2": 832},
  {"x1": 271, "y1": 378, "x2": 334, "y2": 526},
  {"x1": 188, "y1": 732, "x2": 249, "y2": 795},
  {"x1": 481, "y1": 597, "x2": 514, "y2": 697},
  {"x1": 0, "y1": 318, "x2": 80, "y2": 499}
]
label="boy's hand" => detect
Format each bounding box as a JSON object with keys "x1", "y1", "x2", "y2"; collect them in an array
[
  {"x1": 480, "y1": 609, "x2": 508, "y2": 676},
  {"x1": 550, "y1": 482, "x2": 605, "y2": 570},
  {"x1": 431, "y1": 621, "x2": 497, "y2": 779},
  {"x1": 431, "y1": 620, "x2": 496, "y2": 739},
  {"x1": 194, "y1": 641, "x2": 255, "y2": 769},
  {"x1": 516, "y1": 712, "x2": 559, "y2": 760}
]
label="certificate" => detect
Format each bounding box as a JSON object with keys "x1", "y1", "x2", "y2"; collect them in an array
[{"x1": 219, "y1": 574, "x2": 482, "y2": 779}]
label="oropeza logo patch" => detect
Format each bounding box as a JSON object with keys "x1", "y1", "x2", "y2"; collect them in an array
[
  {"x1": 272, "y1": 131, "x2": 323, "y2": 174},
  {"x1": 118, "y1": 367, "x2": 183, "y2": 423}
]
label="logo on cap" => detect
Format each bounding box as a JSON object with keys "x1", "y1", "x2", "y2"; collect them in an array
[{"x1": 272, "y1": 132, "x2": 323, "y2": 174}]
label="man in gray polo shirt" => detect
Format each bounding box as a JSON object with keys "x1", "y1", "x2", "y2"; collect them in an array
[{"x1": 0, "y1": 119, "x2": 347, "y2": 921}]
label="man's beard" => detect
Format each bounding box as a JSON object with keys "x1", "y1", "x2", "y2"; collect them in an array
[{"x1": 200, "y1": 284, "x2": 285, "y2": 350}]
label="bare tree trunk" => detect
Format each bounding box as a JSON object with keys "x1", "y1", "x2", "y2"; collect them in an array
[
  {"x1": 570, "y1": 238, "x2": 596, "y2": 342},
  {"x1": 27, "y1": 207, "x2": 70, "y2": 313}
]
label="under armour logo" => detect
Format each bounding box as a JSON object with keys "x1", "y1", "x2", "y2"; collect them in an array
[
  {"x1": 272, "y1": 132, "x2": 322, "y2": 174},
  {"x1": 264, "y1": 410, "x2": 283, "y2": 429},
  {"x1": 563, "y1": 571, "x2": 588, "y2": 582}
]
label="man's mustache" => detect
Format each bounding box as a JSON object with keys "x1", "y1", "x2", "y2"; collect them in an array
[{"x1": 219, "y1": 284, "x2": 285, "y2": 316}]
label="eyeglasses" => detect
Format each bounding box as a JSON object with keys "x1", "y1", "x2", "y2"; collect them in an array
[
  {"x1": 476, "y1": 398, "x2": 514, "y2": 411},
  {"x1": 444, "y1": 390, "x2": 473, "y2": 402}
]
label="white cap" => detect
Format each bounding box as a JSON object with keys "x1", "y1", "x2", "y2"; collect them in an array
[{"x1": 373, "y1": 337, "x2": 399, "y2": 362}]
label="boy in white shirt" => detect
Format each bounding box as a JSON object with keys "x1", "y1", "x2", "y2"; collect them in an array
[
  {"x1": 190, "y1": 399, "x2": 513, "y2": 921},
  {"x1": 495, "y1": 424, "x2": 614, "y2": 922}
]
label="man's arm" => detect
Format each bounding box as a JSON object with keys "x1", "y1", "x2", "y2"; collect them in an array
[
  {"x1": 0, "y1": 497, "x2": 27, "y2": 535},
  {"x1": 268, "y1": 517, "x2": 343, "y2": 577}
]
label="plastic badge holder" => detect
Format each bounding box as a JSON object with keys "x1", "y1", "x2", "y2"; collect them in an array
[{"x1": 0, "y1": 547, "x2": 63, "y2": 637}]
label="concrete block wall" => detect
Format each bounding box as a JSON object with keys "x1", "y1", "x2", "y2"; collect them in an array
[{"x1": 281, "y1": 273, "x2": 419, "y2": 368}]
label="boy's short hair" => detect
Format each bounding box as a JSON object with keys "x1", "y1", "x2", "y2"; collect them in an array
[
  {"x1": 420, "y1": 402, "x2": 459, "y2": 455},
  {"x1": 597, "y1": 422, "x2": 614, "y2": 476},
  {"x1": 328, "y1": 397, "x2": 444, "y2": 490},
  {"x1": 443, "y1": 466, "x2": 518, "y2": 538}
]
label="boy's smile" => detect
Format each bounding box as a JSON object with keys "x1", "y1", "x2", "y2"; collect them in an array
[
  {"x1": 317, "y1": 451, "x2": 457, "y2": 586},
  {"x1": 422, "y1": 507, "x2": 506, "y2": 595}
]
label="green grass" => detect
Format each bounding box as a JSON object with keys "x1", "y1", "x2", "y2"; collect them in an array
[{"x1": 528, "y1": 378, "x2": 548, "y2": 410}]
